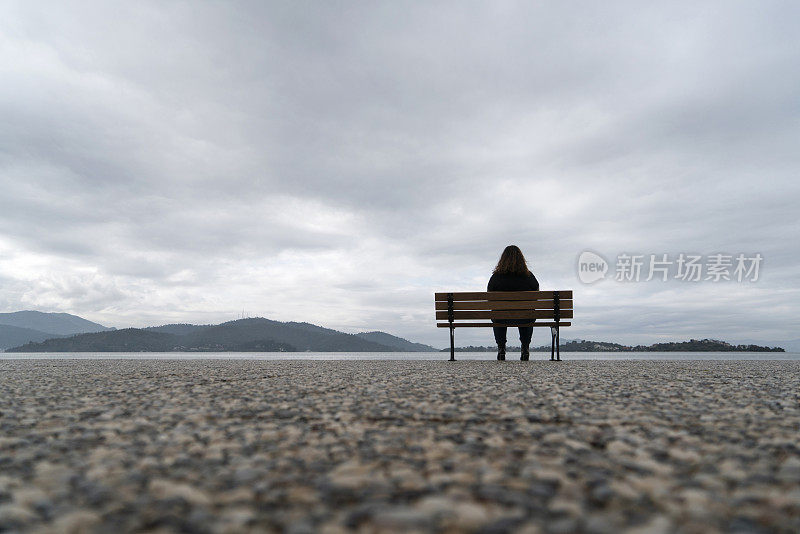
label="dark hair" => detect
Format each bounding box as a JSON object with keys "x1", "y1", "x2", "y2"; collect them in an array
[{"x1": 493, "y1": 245, "x2": 531, "y2": 275}]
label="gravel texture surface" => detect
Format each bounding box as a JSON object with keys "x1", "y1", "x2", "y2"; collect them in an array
[{"x1": 0, "y1": 359, "x2": 799, "y2": 534}]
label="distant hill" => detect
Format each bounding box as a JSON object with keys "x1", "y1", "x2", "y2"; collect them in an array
[
  {"x1": 180, "y1": 319, "x2": 394, "y2": 352},
  {"x1": 13, "y1": 325, "x2": 297, "y2": 353},
  {"x1": 13, "y1": 328, "x2": 181, "y2": 352},
  {"x1": 0, "y1": 311, "x2": 110, "y2": 336},
  {"x1": 8, "y1": 317, "x2": 415, "y2": 352},
  {"x1": 0, "y1": 311, "x2": 111, "y2": 350},
  {"x1": 356, "y1": 331, "x2": 436, "y2": 352},
  {"x1": 734, "y1": 337, "x2": 800, "y2": 352},
  {"x1": 145, "y1": 323, "x2": 212, "y2": 336},
  {"x1": 0, "y1": 325, "x2": 66, "y2": 351},
  {"x1": 630, "y1": 338, "x2": 784, "y2": 352}
]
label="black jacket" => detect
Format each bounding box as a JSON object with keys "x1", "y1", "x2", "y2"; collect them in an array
[{"x1": 487, "y1": 271, "x2": 540, "y2": 292}]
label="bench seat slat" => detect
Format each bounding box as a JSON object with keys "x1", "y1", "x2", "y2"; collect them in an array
[
  {"x1": 434, "y1": 299, "x2": 572, "y2": 311},
  {"x1": 436, "y1": 309, "x2": 573, "y2": 321},
  {"x1": 436, "y1": 322, "x2": 572, "y2": 328},
  {"x1": 435, "y1": 290, "x2": 572, "y2": 301}
]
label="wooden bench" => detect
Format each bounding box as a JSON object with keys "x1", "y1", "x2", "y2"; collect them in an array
[{"x1": 435, "y1": 290, "x2": 573, "y2": 361}]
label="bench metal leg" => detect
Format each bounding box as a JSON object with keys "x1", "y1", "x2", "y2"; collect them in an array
[
  {"x1": 556, "y1": 326, "x2": 561, "y2": 361},
  {"x1": 550, "y1": 326, "x2": 561, "y2": 361},
  {"x1": 449, "y1": 326, "x2": 455, "y2": 361}
]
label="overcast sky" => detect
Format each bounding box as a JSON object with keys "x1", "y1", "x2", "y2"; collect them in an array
[{"x1": 1, "y1": 1, "x2": 798, "y2": 348}]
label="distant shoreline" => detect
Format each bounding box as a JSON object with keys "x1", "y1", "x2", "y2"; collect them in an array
[
  {"x1": 443, "y1": 338, "x2": 785, "y2": 352},
  {"x1": 2, "y1": 312, "x2": 788, "y2": 353}
]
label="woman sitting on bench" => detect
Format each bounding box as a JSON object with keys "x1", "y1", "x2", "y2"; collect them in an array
[{"x1": 488, "y1": 245, "x2": 540, "y2": 361}]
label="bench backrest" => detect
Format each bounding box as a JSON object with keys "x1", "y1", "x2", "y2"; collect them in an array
[{"x1": 434, "y1": 290, "x2": 573, "y2": 327}]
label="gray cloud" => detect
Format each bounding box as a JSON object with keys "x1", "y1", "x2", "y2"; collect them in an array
[{"x1": 1, "y1": 1, "x2": 798, "y2": 348}]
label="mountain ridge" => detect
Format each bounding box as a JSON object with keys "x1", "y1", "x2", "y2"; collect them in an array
[
  {"x1": 0, "y1": 311, "x2": 112, "y2": 350},
  {"x1": 8, "y1": 317, "x2": 424, "y2": 353},
  {"x1": 0, "y1": 310, "x2": 111, "y2": 336},
  {"x1": 356, "y1": 331, "x2": 436, "y2": 352}
]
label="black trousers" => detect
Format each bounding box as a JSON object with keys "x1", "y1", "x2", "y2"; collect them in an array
[{"x1": 493, "y1": 321, "x2": 533, "y2": 346}]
